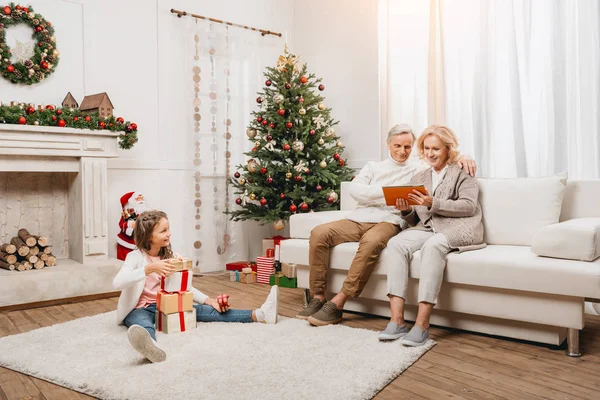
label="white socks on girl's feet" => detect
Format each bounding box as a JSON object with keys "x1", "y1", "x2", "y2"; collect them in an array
[
  {"x1": 256, "y1": 285, "x2": 279, "y2": 324},
  {"x1": 127, "y1": 325, "x2": 166, "y2": 363}
]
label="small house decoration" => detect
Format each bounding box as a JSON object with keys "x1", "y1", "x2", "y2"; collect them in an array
[
  {"x1": 61, "y1": 92, "x2": 79, "y2": 109},
  {"x1": 80, "y1": 92, "x2": 114, "y2": 119}
]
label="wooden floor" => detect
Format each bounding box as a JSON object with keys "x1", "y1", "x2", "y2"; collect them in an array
[{"x1": 1, "y1": 275, "x2": 600, "y2": 400}]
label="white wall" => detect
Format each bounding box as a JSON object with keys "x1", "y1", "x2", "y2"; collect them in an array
[{"x1": 293, "y1": 0, "x2": 382, "y2": 170}]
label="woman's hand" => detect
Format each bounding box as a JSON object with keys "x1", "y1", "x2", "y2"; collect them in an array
[
  {"x1": 408, "y1": 189, "x2": 433, "y2": 207},
  {"x1": 457, "y1": 155, "x2": 477, "y2": 177},
  {"x1": 145, "y1": 260, "x2": 175, "y2": 277},
  {"x1": 394, "y1": 198, "x2": 412, "y2": 211},
  {"x1": 206, "y1": 294, "x2": 230, "y2": 313}
]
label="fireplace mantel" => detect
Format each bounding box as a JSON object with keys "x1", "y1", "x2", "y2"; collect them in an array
[{"x1": 0, "y1": 123, "x2": 122, "y2": 308}]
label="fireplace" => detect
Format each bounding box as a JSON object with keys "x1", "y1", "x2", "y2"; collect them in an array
[{"x1": 0, "y1": 124, "x2": 122, "y2": 308}]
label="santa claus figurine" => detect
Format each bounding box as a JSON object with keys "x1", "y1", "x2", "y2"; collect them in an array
[{"x1": 116, "y1": 192, "x2": 147, "y2": 261}]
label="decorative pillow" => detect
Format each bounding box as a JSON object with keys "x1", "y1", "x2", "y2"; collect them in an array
[
  {"x1": 532, "y1": 218, "x2": 600, "y2": 261},
  {"x1": 477, "y1": 174, "x2": 567, "y2": 246}
]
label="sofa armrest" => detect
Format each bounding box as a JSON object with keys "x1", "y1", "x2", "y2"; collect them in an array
[
  {"x1": 531, "y1": 218, "x2": 600, "y2": 261},
  {"x1": 289, "y1": 210, "x2": 353, "y2": 239}
]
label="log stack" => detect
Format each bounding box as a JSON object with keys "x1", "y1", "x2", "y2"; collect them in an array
[{"x1": 0, "y1": 229, "x2": 57, "y2": 271}]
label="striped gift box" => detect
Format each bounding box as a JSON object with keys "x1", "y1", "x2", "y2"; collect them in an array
[{"x1": 256, "y1": 256, "x2": 275, "y2": 284}]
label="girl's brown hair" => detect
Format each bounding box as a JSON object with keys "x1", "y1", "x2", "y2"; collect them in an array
[{"x1": 133, "y1": 210, "x2": 173, "y2": 259}]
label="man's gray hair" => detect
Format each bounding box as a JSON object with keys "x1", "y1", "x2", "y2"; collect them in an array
[{"x1": 387, "y1": 124, "x2": 415, "y2": 143}]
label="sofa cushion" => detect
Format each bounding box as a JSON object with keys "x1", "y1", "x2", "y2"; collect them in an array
[
  {"x1": 531, "y1": 218, "x2": 600, "y2": 261},
  {"x1": 477, "y1": 175, "x2": 567, "y2": 246},
  {"x1": 280, "y1": 240, "x2": 600, "y2": 299},
  {"x1": 289, "y1": 210, "x2": 353, "y2": 239}
]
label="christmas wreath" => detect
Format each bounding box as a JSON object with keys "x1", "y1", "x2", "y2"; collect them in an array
[{"x1": 0, "y1": 3, "x2": 59, "y2": 85}]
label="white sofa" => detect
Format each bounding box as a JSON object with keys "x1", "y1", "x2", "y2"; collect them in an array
[{"x1": 280, "y1": 177, "x2": 600, "y2": 356}]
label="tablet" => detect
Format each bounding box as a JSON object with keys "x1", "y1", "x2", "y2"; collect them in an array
[{"x1": 382, "y1": 185, "x2": 427, "y2": 206}]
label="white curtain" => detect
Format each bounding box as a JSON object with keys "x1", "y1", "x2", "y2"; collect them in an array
[
  {"x1": 186, "y1": 21, "x2": 278, "y2": 272},
  {"x1": 382, "y1": 0, "x2": 600, "y2": 179}
]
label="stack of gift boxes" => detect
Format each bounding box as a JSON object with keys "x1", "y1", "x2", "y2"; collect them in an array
[
  {"x1": 226, "y1": 261, "x2": 257, "y2": 284},
  {"x1": 258, "y1": 236, "x2": 297, "y2": 288},
  {"x1": 155, "y1": 258, "x2": 197, "y2": 334}
]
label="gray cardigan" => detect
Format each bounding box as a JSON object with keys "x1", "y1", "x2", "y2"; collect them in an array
[{"x1": 402, "y1": 163, "x2": 485, "y2": 252}]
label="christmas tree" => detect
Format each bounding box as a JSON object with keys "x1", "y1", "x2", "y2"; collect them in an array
[{"x1": 229, "y1": 46, "x2": 354, "y2": 231}]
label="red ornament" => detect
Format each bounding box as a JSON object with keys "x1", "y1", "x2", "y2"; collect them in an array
[
  {"x1": 260, "y1": 198, "x2": 267, "y2": 206},
  {"x1": 55, "y1": 109, "x2": 62, "y2": 115},
  {"x1": 300, "y1": 76, "x2": 307, "y2": 84},
  {"x1": 125, "y1": 124, "x2": 133, "y2": 132},
  {"x1": 285, "y1": 83, "x2": 291, "y2": 89},
  {"x1": 260, "y1": 167, "x2": 267, "y2": 175},
  {"x1": 289, "y1": 204, "x2": 297, "y2": 213},
  {"x1": 316, "y1": 185, "x2": 322, "y2": 191},
  {"x1": 15, "y1": 5, "x2": 21, "y2": 10},
  {"x1": 2, "y1": 6, "x2": 11, "y2": 15},
  {"x1": 280, "y1": 193, "x2": 286, "y2": 199},
  {"x1": 109, "y1": 123, "x2": 113, "y2": 127},
  {"x1": 247, "y1": 178, "x2": 253, "y2": 183},
  {"x1": 73, "y1": 116, "x2": 79, "y2": 121},
  {"x1": 35, "y1": 26, "x2": 43, "y2": 32},
  {"x1": 300, "y1": 202, "x2": 309, "y2": 211},
  {"x1": 266, "y1": 177, "x2": 274, "y2": 184},
  {"x1": 283, "y1": 144, "x2": 291, "y2": 151},
  {"x1": 18, "y1": 116, "x2": 26, "y2": 125},
  {"x1": 38, "y1": 42, "x2": 44, "y2": 47},
  {"x1": 265, "y1": 80, "x2": 272, "y2": 86},
  {"x1": 305, "y1": 169, "x2": 310, "y2": 175},
  {"x1": 278, "y1": 109, "x2": 285, "y2": 116},
  {"x1": 256, "y1": 97, "x2": 262, "y2": 104},
  {"x1": 116, "y1": 117, "x2": 124, "y2": 124},
  {"x1": 286, "y1": 122, "x2": 293, "y2": 129},
  {"x1": 262, "y1": 119, "x2": 268, "y2": 126},
  {"x1": 58, "y1": 119, "x2": 67, "y2": 127},
  {"x1": 84, "y1": 115, "x2": 91, "y2": 122},
  {"x1": 51, "y1": 115, "x2": 57, "y2": 121},
  {"x1": 294, "y1": 175, "x2": 302, "y2": 182},
  {"x1": 252, "y1": 147, "x2": 257, "y2": 152},
  {"x1": 269, "y1": 123, "x2": 275, "y2": 129},
  {"x1": 327, "y1": 196, "x2": 335, "y2": 203},
  {"x1": 6, "y1": 65, "x2": 14, "y2": 73},
  {"x1": 130, "y1": 123, "x2": 137, "y2": 130},
  {"x1": 40, "y1": 61, "x2": 49, "y2": 69},
  {"x1": 99, "y1": 121, "x2": 106, "y2": 129},
  {"x1": 319, "y1": 84, "x2": 325, "y2": 91},
  {"x1": 25, "y1": 107, "x2": 35, "y2": 115},
  {"x1": 266, "y1": 135, "x2": 273, "y2": 141},
  {"x1": 257, "y1": 116, "x2": 263, "y2": 123},
  {"x1": 309, "y1": 129, "x2": 316, "y2": 136},
  {"x1": 235, "y1": 198, "x2": 242, "y2": 205},
  {"x1": 339, "y1": 159, "x2": 345, "y2": 166},
  {"x1": 234, "y1": 172, "x2": 241, "y2": 178},
  {"x1": 333, "y1": 153, "x2": 341, "y2": 161},
  {"x1": 298, "y1": 97, "x2": 304, "y2": 103},
  {"x1": 22, "y1": 7, "x2": 28, "y2": 13}
]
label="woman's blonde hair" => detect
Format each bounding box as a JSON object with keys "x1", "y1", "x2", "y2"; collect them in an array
[
  {"x1": 134, "y1": 210, "x2": 173, "y2": 259},
  {"x1": 417, "y1": 125, "x2": 460, "y2": 164}
]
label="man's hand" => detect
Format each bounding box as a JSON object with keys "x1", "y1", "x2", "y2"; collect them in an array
[
  {"x1": 457, "y1": 155, "x2": 477, "y2": 177},
  {"x1": 407, "y1": 189, "x2": 433, "y2": 207}
]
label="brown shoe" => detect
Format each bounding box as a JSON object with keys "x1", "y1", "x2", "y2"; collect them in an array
[
  {"x1": 296, "y1": 298, "x2": 325, "y2": 320},
  {"x1": 307, "y1": 301, "x2": 343, "y2": 326}
]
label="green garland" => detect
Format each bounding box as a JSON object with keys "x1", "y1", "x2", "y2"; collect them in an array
[
  {"x1": 0, "y1": 3, "x2": 59, "y2": 85},
  {"x1": 0, "y1": 103, "x2": 138, "y2": 150}
]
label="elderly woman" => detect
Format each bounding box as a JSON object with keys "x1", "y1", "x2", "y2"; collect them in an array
[{"x1": 378, "y1": 125, "x2": 485, "y2": 346}]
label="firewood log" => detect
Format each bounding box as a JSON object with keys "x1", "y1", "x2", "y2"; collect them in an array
[
  {"x1": 39, "y1": 253, "x2": 48, "y2": 262},
  {"x1": 22, "y1": 261, "x2": 32, "y2": 270},
  {"x1": 0, "y1": 243, "x2": 16, "y2": 254},
  {"x1": 23, "y1": 253, "x2": 38, "y2": 263},
  {"x1": 0, "y1": 260, "x2": 15, "y2": 271},
  {"x1": 10, "y1": 237, "x2": 30, "y2": 257},
  {"x1": 33, "y1": 260, "x2": 45, "y2": 269},
  {"x1": 0, "y1": 251, "x2": 17, "y2": 265},
  {"x1": 29, "y1": 246, "x2": 40, "y2": 256},
  {"x1": 18, "y1": 229, "x2": 37, "y2": 247},
  {"x1": 13, "y1": 262, "x2": 26, "y2": 271},
  {"x1": 33, "y1": 235, "x2": 48, "y2": 247},
  {"x1": 42, "y1": 246, "x2": 52, "y2": 255},
  {"x1": 45, "y1": 255, "x2": 57, "y2": 267}
]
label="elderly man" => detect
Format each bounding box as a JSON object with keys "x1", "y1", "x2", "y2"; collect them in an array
[{"x1": 296, "y1": 124, "x2": 476, "y2": 326}]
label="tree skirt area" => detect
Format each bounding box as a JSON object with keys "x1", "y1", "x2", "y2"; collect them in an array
[{"x1": 0, "y1": 311, "x2": 435, "y2": 400}]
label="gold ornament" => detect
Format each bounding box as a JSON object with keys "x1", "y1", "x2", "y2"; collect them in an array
[
  {"x1": 273, "y1": 219, "x2": 286, "y2": 231},
  {"x1": 318, "y1": 103, "x2": 325, "y2": 110},
  {"x1": 292, "y1": 140, "x2": 305, "y2": 152},
  {"x1": 285, "y1": 172, "x2": 292, "y2": 179},
  {"x1": 246, "y1": 128, "x2": 257, "y2": 138},
  {"x1": 254, "y1": 140, "x2": 261, "y2": 147},
  {"x1": 319, "y1": 160, "x2": 327, "y2": 168},
  {"x1": 325, "y1": 127, "x2": 335, "y2": 137},
  {"x1": 299, "y1": 108, "x2": 306, "y2": 115},
  {"x1": 318, "y1": 138, "x2": 325, "y2": 145},
  {"x1": 247, "y1": 159, "x2": 259, "y2": 173},
  {"x1": 239, "y1": 178, "x2": 246, "y2": 185},
  {"x1": 249, "y1": 193, "x2": 256, "y2": 201},
  {"x1": 337, "y1": 141, "x2": 344, "y2": 147}
]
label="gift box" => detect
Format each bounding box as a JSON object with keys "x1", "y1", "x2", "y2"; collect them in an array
[
  {"x1": 156, "y1": 308, "x2": 197, "y2": 333},
  {"x1": 229, "y1": 271, "x2": 238, "y2": 282},
  {"x1": 281, "y1": 262, "x2": 297, "y2": 278},
  {"x1": 256, "y1": 256, "x2": 275, "y2": 284},
  {"x1": 262, "y1": 236, "x2": 288, "y2": 260},
  {"x1": 240, "y1": 271, "x2": 256, "y2": 284},
  {"x1": 157, "y1": 290, "x2": 193, "y2": 314},
  {"x1": 170, "y1": 258, "x2": 192, "y2": 271},
  {"x1": 160, "y1": 270, "x2": 193, "y2": 293},
  {"x1": 269, "y1": 272, "x2": 297, "y2": 288},
  {"x1": 226, "y1": 261, "x2": 250, "y2": 271}
]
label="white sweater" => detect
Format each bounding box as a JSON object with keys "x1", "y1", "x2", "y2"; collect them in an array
[
  {"x1": 112, "y1": 249, "x2": 209, "y2": 324},
  {"x1": 346, "y1": 156, "x2": 425, "y2": 225}
]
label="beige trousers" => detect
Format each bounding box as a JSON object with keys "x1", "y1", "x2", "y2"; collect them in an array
[{"x1": 309, "y1": 219, "x2": 400, "y2": 298}]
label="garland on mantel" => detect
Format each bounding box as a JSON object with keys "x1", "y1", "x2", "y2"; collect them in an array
[{"x1": 0, "y1": 103, "x2": 138, "y2": 149}]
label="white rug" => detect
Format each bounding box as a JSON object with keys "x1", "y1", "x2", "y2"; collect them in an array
[{"x1": 0, "y1": 311, "x2": 434, "y2": 400}]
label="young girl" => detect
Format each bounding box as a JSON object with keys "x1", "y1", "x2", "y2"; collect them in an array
[{"x1": 112, "y1": 210, "x2": 279, "y2": 363}]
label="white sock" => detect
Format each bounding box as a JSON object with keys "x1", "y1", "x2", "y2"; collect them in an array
[{"x1": 255, "y1": 308, "x2": 265, "y2": 322}]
